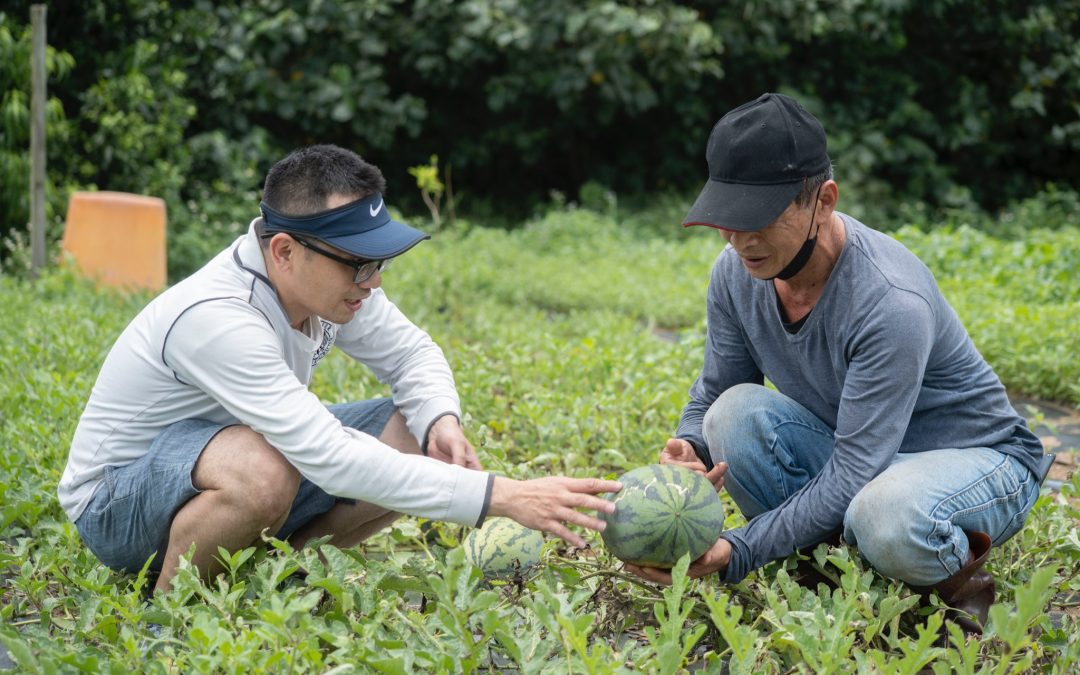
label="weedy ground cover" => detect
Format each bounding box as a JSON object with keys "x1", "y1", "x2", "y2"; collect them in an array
[{"x1": 1, "y1": 209, "x2": 1078, "y2": 672}]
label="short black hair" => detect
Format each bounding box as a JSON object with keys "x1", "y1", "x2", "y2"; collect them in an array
[{"x1": 261, "y1": 144, "x2": 387, "y2": 216}]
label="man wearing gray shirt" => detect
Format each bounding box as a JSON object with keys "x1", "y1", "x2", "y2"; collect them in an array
[{"x1": 626, "y1": 93, "x2": 1049, "y2": 635}]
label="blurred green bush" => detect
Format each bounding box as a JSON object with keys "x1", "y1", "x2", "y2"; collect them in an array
[{"x1": 1, "y1": 1, "x2": 1078, "y2": 279}]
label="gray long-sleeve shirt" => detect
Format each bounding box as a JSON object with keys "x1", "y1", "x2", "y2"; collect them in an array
[{"x1": 677, "y1": 213, "x2": 1044, "y2": 583}]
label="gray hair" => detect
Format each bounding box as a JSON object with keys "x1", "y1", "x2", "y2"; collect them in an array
[{"x1": 795, "y1": 164, "x2": 834, "y2": 207}]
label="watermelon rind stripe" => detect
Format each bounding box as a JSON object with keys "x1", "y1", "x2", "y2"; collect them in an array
[
  {"x1": 464, "y1": 518, "x2": 544, "y2": 578},
  {"x1": 601, "y1": 464, "x2": 726, "y2": 568}
]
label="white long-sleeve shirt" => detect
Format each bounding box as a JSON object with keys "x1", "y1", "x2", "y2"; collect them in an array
[{"x1": 59, "y1": 221, "x2": 491, "y2": 525}]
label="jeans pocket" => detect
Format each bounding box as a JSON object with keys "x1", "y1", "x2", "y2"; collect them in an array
[
  {"x1": 992, "y1": 471, "x2": 1039, "y2": 545},
  {"x1": 994, "y1": 509, "x2": 1029, "y2": 545},
  {"x1": 85, "y1": 469, "x2": 115, "y2": 516},
  {"x1": 104, "y1": 462, "x2": 140, "y2": 503},
  {"x1": 81, "y1": 467, "x2": 160, "y2": 571}
]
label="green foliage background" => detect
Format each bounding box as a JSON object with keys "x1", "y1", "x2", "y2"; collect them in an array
[
  {"x1": 1, "y1": 3, "x2": 1079, "y2": 669},
  {"x1": 1, "y1": 0, "x2": 1079, "y2": 278}
]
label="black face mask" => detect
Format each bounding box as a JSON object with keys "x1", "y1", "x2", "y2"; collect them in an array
[{"x1": 769, "y1": 186, "x2": 821, "y2": 281}]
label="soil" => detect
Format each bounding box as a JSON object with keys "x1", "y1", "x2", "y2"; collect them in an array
[{"x1": 1009, "y1": 395, "x2": 1080, "y2": 487}]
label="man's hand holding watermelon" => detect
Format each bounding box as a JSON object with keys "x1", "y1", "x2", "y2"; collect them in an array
[
  {"x1": 624, "y1": 538, "x2": 733, "y2": 585},
  {"x1": 659, "y1": 438, "x2": 727, "y2": 492}
]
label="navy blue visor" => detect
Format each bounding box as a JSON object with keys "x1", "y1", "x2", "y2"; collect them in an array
[{"x1": 259, "y1": 193, "x2": 430, "y2": 259}]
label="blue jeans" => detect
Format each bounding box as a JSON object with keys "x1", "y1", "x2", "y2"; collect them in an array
[{"x1": 703, "y1": 384, "x2": 1041, "y2": 585}]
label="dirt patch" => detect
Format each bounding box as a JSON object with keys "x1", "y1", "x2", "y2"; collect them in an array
[
  {"x1": 1047, "y1": 451, "x2": 1077, "y2": 483},
  {"x1": 1010, "y1": 396, "x2": 1080, "y2": 456}
]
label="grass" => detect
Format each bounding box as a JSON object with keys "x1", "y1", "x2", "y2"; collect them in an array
[{"x1": 1, "y1": 207, "x2": 1078, "y2": 672}]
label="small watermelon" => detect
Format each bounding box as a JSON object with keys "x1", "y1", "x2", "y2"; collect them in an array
[
  {"x1": 601, "y1": 464, "x2": 725, "y2": 568},
  {"x1": 463, "y1": 517, "x2": 545, "y2": 578}
]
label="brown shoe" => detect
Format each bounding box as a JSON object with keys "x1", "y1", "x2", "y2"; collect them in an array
[
  {"x1": 914, "y1": 531, "x2": 995, "y2": 637},
  {"x1": 789, "y1": 530, "x2": 843, "y2": 591}
]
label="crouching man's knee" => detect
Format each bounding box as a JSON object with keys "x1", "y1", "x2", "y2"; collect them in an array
[
  {"x1": 703, "y1": 383, "x2": 774, "y2": 469},
  {"x1": 199, "y1": 426, "x2": 302, "y2": 530},
  {"x1": 245, "y1": 460, "x2": 302, "y2": 527},
  {"x1": 843, "y1": 480, "x2": 947, "y2": 586}
]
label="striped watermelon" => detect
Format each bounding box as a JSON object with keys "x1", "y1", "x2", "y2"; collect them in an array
[
  {"x1": 601, "y1": 464, "x2": 725, "y2": 568},
  {"x1": 463, "y1": 517, "x2": 545, "y2": 578}
]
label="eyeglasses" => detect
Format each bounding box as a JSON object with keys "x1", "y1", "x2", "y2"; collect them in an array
[{"x1": 264, "y1": 232, "x2": 391, "y2": 283}]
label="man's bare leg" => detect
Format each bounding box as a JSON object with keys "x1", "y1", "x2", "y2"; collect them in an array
[
  {"x1": 288, "y1": 411, "x2": 420, "y2": 549},
  {"x1": 153, "y1": 426, "x2": 301, "y2": 593}
]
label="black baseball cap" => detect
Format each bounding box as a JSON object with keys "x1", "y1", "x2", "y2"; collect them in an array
[{"x1": 683, "y1": 93, "x2": 830, "y2": 232}]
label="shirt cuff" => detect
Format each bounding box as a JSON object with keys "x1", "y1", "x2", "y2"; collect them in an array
[
  {"x1": 441, "y1": 466, "x2": 492, "y2": 526},
  {"x1": 421, "y1": 411, "x2": 461, "y2": 456},
  {"x1": 474, "y1": 473, "x2": 495, "y2": 528},
  {"x1": 720, "y1": 532, "x2": 750, "y2": 583},
  {"x1": 409, "y1": 396, "x2": 461, "y2": 449}
]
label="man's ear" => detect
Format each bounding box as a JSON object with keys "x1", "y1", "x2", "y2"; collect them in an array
[
  {"x1": 819, "y1": 179, "x2": 839, "y2": 213},
  {"x1": 266, "y1": 233, "x2": 297, "y2": 272}
]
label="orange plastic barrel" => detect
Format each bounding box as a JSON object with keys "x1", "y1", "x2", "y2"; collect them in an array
[{"x1": 61, "y1": 191, "x2": 167, "y2": 291}]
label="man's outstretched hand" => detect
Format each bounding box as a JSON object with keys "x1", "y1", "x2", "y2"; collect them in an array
[
  {"x1": 488, "y1": 476, "x2": 622, "y2": 547},
  {"x1": 659, "y1": 438, "x2": 727, "y2": 492},
  {"x1": 624, "y1": 536, "x2": 733, "y2": 585}
]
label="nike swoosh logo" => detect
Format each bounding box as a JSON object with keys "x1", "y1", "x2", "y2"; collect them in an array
[{"x1": 370, "y1": 199, "x2": 384, "y2": 217}]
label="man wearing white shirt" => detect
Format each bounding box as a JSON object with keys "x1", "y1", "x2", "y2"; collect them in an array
[{"x1": 60, "y1": 144, "x2": 619, "y2": 592}]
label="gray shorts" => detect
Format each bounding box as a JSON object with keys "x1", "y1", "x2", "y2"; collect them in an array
[{"x1": 74, "y1": 399, "x2": 396, "y2": 573}]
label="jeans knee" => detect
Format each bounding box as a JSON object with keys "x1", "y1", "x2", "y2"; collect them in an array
[
  {"x1": 844, "y1": 481, "x2": 928, "y2": 583},
  {"x1": 703, "y1": 383, "x2": 771, "y2": 466}
]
